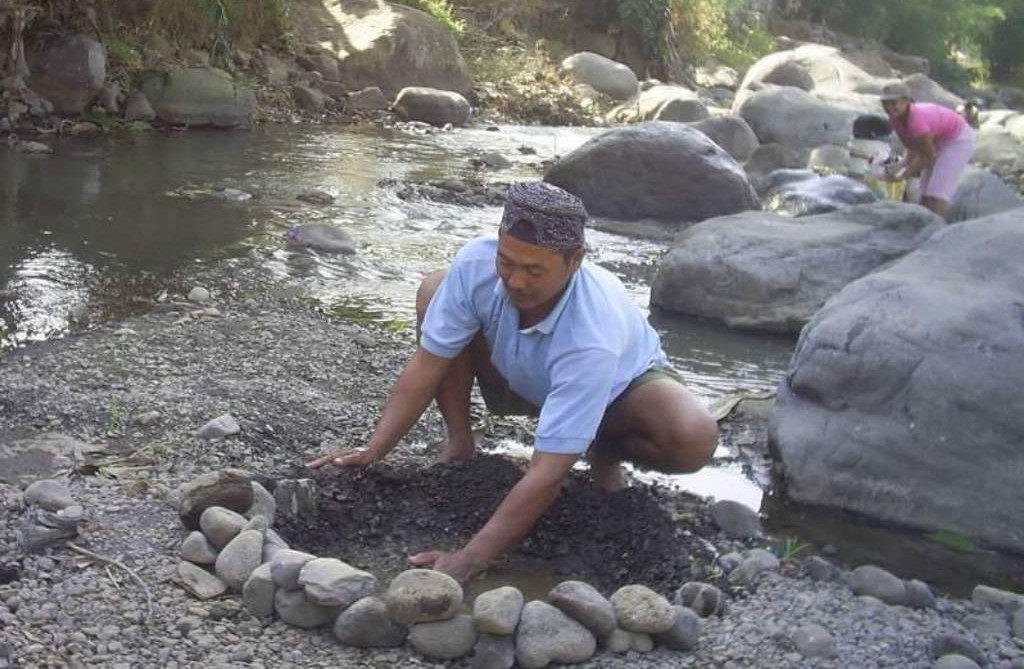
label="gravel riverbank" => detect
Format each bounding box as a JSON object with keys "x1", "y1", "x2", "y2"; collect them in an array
[{"x1": 1, "y1": 267, "x2": 1022, "y2": 669}]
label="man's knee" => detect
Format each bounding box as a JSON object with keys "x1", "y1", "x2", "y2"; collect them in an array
[
  {"x1": 416, "y1": 269, "x2": 447, "y2": 320},
  {"x1": 664, "y1": 408, "x2": 718, "y2": 474}
]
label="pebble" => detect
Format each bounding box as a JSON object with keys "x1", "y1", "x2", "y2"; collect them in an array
[
  {"x1": 792, "y1": 623, "x2": 835, "y2": 658},
  {"x1": 180, "y1": 531, "x2": 219, "y2": 565},
  {"x1": 674, "y1": 581, "x2": 726, "y2": 617},
  {"x1": 652, "y1": 605, "x2": 701, "y2": 651},
  {"x1": 177, "y1": 562, "x2": 227, "y2": 601},
  {"x1": 199, "y1": 506, "x2": 248, "y2": 549},
  {"x1": 847, "y1": 565, "x2": 907, "y2": 605},
  {"x1": 973, "y1": 585, "x2": 1024, "y2": 612},
  {"x1": 385, "y1": 569, "x2": 463, "y2": 624},
  {"x1": 804, "y1": 555, "x2": 841, "y2": 582},
  {"x1": 610, "y1": 584, "x2": 675, "y2": 634},
  {"x1": 333, "y1": 596, "x2": 407, "y2": 648},
  {"x1": 728, "y1": 549, "x2": 780, "y2": 587},
  {"x1": 273, "y1": 589, "x2": 336, "y2": 629},
  {"x1": 547, "y1": 580, "x2": 616, "y2": 637},
  {"x1": 471, "y1": 633, "x2": 515, "y2": 669},
  {"x1": 709, "y1": 499, "x2": 761, "y2": 538},
  {"x1": 214, "y1": 530, "x2": 263, "y2": 591},
  {"x1": 23, "y1": 479, "x2": 75, "y2": 511},
  {"x1": 473, "y1": 586, "x2": 524, "y2": 635},
  {"x1": 515, "y1": 601, "x2": 596, "y2": 669},
  {"x1": 242, "y1": 564, "x2": 275, "y2": 617},
  {"x1": 409, "y1": 614, "x2": 478, "y2": 660},
  {"x1": 196, "y1": 414, "x2": 241, "y2": 440},
  {"x1": 188, "y1": 287, "x2": 211, "y2": 303},
  {"x1": 934, "y1": 654, "x2": 983, "y2": 669}
]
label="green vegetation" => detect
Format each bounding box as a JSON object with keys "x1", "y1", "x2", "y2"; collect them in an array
[
  {"x1": 776, "y1": 536, "x2": 811, "y2": 564},
  {"x1": 924, "y1": 529, "x2": 977, "y2": 554},
  {"x1": 105, "y1": 396, "x2": 129, "y2": 436},
  {"x1": 781, "y1": 0, "x2": 1023, "y2": 87},
  {"x1": 391, "y1": 0, "x2": 465, "y2": 34}
]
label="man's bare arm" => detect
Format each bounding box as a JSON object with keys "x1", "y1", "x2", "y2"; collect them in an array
[
  {"x1": 307, "y1": 347, "x2": 453, "y2": 467},
  {"x1": 410, "y1": 450, "x2": 579, "y2": 580}
]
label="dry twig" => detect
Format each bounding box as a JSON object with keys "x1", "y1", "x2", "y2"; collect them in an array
[{"x1": 67, "y1": 543, "x2": 152, "y2": 622}]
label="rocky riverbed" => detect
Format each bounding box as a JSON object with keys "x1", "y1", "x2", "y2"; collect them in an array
[{"x1": 1, "y1": 261, "x2": 1023, "y2": 669}]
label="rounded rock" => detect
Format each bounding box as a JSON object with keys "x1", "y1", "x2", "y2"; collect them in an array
[
  {"x1": 178, "y1": 469, "x2": 254, "y2": 531},
  {"x1": 188, "y1": 287, "x2": 211, "y2": 303},
  {"x1": 905, "y1": 579, "x2": 937, "y2": 609},
  {"x1": 274, "y1": 588, "x2": 336, "y2": 629},
  {"x1": 270, "y1": 549, "x2": 316, "y2": 590},
  {"x1": 473, "y1": 586, "x2": 524, "y2": 636},
  {"x1": 515, "y1": 600, "x2": 596, "y2": 669},
  {"x1": 245, "y1": 482, "x2": 276, "y2": 527},
  {"x1": 848, "y1": 565, "x2": 907, "y2": 605},
  {"x1": 547, "y1": 581, "x2": 616, "y2": 637},
  {"x1": 709, "y1": 499, "x2": 761, "y2": 538},
  {"x1": 180, "y1": 531, "x2": 218, "y2": 565},
  {"x1": 934, "y1": 655, "x2": 983, "y2": 669},
  {"x1": 653, "y1": 605, "x2": 701, "y2": 651},
  {"x1": 199, "y1": 506, "x2": 248, "y2": 549},
  {"x1": 793, "y1": 623, "x2": 835, "y2": 658},
  {"x1": 214, "y1": 530, "x2": 263, "y2": 592},
  {"x1": 242, "y1": 563, "x2": 275, "y2": 617},
  {"x1": 297, "y1": 558, "x2": 378, "y2": 608},
  {"x1": 409, "y1": 613, "x2": 477, "y2": 660},
  {"x1": 333, "y1": 596, "x2": 407, "y2": 648},
  {"x1": 471, "y1": 633, "x2": 515, "y2": 669},
  {"x1": 610, "y1": 584, "x2": 676, "y2": 634},
  {"x1": 674, "y1": 581, "x2": 725, "y2": 617},
  {"x1": 385, "y1": 569, "x2": 463, "y2": 624},
  {"x1": 23, "y1": 480, "x2": 75, "y2": 511}
]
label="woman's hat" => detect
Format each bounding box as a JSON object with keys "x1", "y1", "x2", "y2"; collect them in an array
[{"x1": 880, "y1": 81, "x2": 911, "y2": 101}]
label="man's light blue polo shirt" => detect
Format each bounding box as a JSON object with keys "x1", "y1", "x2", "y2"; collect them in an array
[{"x1": 420, "y1": 237, "x2": 669, "y2": 455}]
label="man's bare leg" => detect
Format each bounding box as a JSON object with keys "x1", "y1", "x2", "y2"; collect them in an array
[
  {"x1": 416, "y1": 270, "x2": 478, "y2": 461},
  {"x1": 590, "y1": 379, "x2": 718, "y2": 492}
]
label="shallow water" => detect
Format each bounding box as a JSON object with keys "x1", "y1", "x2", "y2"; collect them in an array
[{"x1": 3, "y1": 124, "x2": 1020, "y2": 592}]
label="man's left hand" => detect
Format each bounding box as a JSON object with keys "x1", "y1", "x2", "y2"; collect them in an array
[{"x1": 408, "y1": 549, "x2": 485, "y2": 584}]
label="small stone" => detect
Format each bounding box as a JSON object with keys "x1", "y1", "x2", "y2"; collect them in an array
[
  {"x1": 199, "y1": 506, "x2": 248, "y2": 549},
  {"x1": 68, "y1": 302, "x2": 89, "y2": 324},
  {"x1": 242, "y1": 563, "x2": 275, "y2": 617},
  {"x1": 262, "y1": 529, "x2": 289, "y2": 563},
  {"x1": 23, "y1": 480, "x2": 74, "y2": 511},
  {"x1": 180, "y1": 531, "x2": 218, "y2": 565},
  {"x1": 471, "y1": 633, "x2": 515, "y2": 669},
  {"x1": 347, "y1": 86, "x2": 390, "y2": 110},
  {"x1": 270, "y1": 550, "x2": 317, "y2": 589},
  {"x1": 242, "y1": 514, "x2": 268, "y2": 534},
  {"x1": 848, "y1": 565, "x2": 907, "y2": 605},
  {"x1": 630, "y1": 631, "x2": 653, "y2": 652},
  {"x1": 196, "y1": 415, "x2": 240, "y2": 440},
  {"x1": 962, "y1": 612, "x2": 1012, "y2": 637},
  {"x1": 718, "y1": 551, "x2": 744, "y2": 574},
  {"x1": 333, "y1": 596, "x2": 407, "y2": 648},
  {"x1": 905, "y1": 579, "x2": 937, "y2": 609},
  {"x1": 972, "y1": 585, "x2": 1024, "y2": 612},
  {"x1": 1013, "y1": 608, "x2": 1023, "y2": 639},
  {"x1": 298, "y1": 558, "x2": 378, "y2": 608},
  {"x1": 729, "y1": 549, "x2": 780, "y2": 587},
  {"x1": 409, "y1": 614, "x2": 477, "y2": 660},
  {"x1": 214, "y1": 530, "x2": 263, "y2": 592},
  {"x1": 473, "y1": 586, "x2": 524, "y2": 635},
  {"x1": 674, "y1": 582, "x2": 725, "y2": 617},
  {"x1": 471, "y1": 152, "x2": 512, "y2": 169},
  {"x1": 793, "y1": 623, "x2": 835, "y2": 658},
  {"x1": 274, "y1": 588, "x2": 337, "y2": 629},
  {"x1": 177, "y1": 562, "x2": 228, "y2": 600},
  {"x1": 178, "y1": 469, "x2": 254, "y2": 531},
  {"x1": 132, "y1": 411, "x2": 161, "y2": 426},
  {"x1": 296, "y1": 189, "x2": 335, "y2": 206},
  {"x1": 804, "y1": 556, "x2": 841, "y2": 582},
  {"x1": 602, "y1": 628, "x2": 631, "y2": 653},
  {"x1": 385, "y1": 569, "x2": 463, "y2": 624},
  {"x1": 515, "y1": 601, "x2": 596, "y2": 669},
  {"x1": 652, "y1": 605, "x2": 701, "y2": 651},
  {"x1": 934, "y1": 654, "x2": 983, "y2": 669},
  {"x1": 547, "y1": 581, "x2": 616, "y2": 637},
  {"x1": 610, "y1": 585, "x2": 675, "y2": 634},
  {"x1": 273, "y1": 479, "x2": 318, "y2": 518},
  {"x1": 930, "y1": 634, "x2": 987, "y2": 666},
  {"x1": 354, "y1": 333, "x2": 376, "y2": 348},
  {"x1": 709, "y1": 500, "x2": 761, "y2": 538},
  {"x1": 187, "y1": 287, "x2": 210, "y2": 303}
]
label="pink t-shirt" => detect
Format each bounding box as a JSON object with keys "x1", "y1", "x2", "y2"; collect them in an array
[{"x1": 891, "y1": 102, "x2": 966, "y2": 145}]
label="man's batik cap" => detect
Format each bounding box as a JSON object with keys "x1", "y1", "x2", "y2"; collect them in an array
[{"x1": 499, "y1": 182, "x2": 587, "y2": 251}]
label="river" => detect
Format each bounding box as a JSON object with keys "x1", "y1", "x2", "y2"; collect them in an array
[{"x1": 2, "y1": 124, "x2": 1020, "y2": 594}]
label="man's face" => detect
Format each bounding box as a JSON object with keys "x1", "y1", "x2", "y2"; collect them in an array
[{"x1": 496, "y1": 232, "x2": 582, "y2": 315}]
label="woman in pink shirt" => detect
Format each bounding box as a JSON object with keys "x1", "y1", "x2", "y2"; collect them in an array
[{"x1": 880, "y1": 80, "x2": 976, "y2": 217}]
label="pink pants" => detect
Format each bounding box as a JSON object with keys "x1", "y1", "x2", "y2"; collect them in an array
[{"x1": 919, "y1": 124, "x2": 975, "y2": 202}]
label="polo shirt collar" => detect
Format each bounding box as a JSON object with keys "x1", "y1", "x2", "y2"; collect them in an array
[{"x1": 519, "y1": 271, "x2": 578, "y2": 335}]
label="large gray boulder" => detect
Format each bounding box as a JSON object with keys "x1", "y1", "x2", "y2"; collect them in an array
[
  {"x1": 973, "y1": 127, "x2": 1024, "y2": 177},
  {"x1": 947, "y1": 167, "x2": 1023, "y2": 223},
  {"x1": 392, "y1": 86, "x2": 471, "y2": 127},
  {"x1": 561, "y1": 52, "x2": 638, "y2": 101},
  {"x1": 608, "y1": 85, "x2": 709, "y2": 124},
  {"x1": 28, "y1": 35, "x2": 106, "y2": 114},
  {"x1": 144, "y1": 67, "x2": 255, "y2": 128},
  {"x1": 762, "y1": 170, "x2": 877, "y2": 217},
  {"x1": 651, "y1": 202, "x2": 944, "y2": 333},
  {"x1": 326, "y1": 2, "x2": 470, "y2": 98},
  {"x1": 544, "y1": 122, "x2": 759, "y2": 231},
  {"x1": 690, "y1": 115, "x2": 759, "y2": 163},
  {"x1": 904, "y1": 73, "x2": 962, "y2": 109},
  {"x1": 736, "y1": 86, "x2": 859, "y2": 150},
  {"x1": 770, "y1": 209, "x2": 1024, "y2": 554}
]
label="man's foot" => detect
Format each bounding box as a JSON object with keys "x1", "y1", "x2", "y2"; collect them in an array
[
  {"x1": 588, "y1": 453, "x2": 628, "y2": 493},
  {"x1": 433, "y1": 429, "x2": 483, "y2": 463}
]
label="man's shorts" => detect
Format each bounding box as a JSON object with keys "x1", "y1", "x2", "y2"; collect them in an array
[{"x1": 478, "y1": 365, "x2": 683, "y2": 418}]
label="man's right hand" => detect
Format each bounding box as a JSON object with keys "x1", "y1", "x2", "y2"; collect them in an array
[{"x1": 305, "y1": 448, "x2": 378, "y2": 469}]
